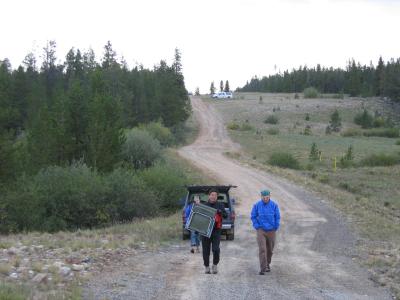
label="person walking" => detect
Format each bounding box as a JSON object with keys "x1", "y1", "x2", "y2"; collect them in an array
[
  {"x1": 250, "y1": 189, "x2": 280, "y2": 275},
  {"x1": 202, "y1": 188, "x2": 227, "y2": 274},
  {"x1": 185, "y1": 195, "x2": 201, "y2": 253}
]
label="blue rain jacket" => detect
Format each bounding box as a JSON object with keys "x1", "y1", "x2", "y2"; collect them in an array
[{"x1": 250, "y1": 199, "x2": 280, "y2": 231}]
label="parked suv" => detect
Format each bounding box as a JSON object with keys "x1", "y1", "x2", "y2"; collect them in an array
[
  {"x1": 182, "y1": 185, "x2": 236, "y2": 240},
  {"x1": 212, "y1": 92, "x2": 233, "y2": 99}
]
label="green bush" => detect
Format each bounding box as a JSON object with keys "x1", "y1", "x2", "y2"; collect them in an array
[
  {"x1": 227, "y1": 122, "x2": 240, "y2": 130},
  {"x1": 139, "y1": 121, "x2": 174, "y2": 146},
  {"x1": 240, "y1": 123, "x2": 254, "y2": 131},
  {"x1": 341, "y1": 128, "x2": 363, "y2": 137},
  {"x1": 396, "y1": 140, "x2": 400, "y2": 145},
  {"x1": 303, "y1": 87, "x2": 319, "y2": 99},
  {"x1": 266, "y1": 128, "x2": 279, "y2": 135},
  {"x1": 304, "y1": 125, "x2": 312, "y2": 135},
  {"x1": 264, "y1": 115, "x2": 279, "y2": 124},
  {"x1": 268, "y1": 152, "x2": 301, "y2": 169},
  {"x1": 363, "y1": 128, "x2": 399, "y2": 138},
  {"x1": 138, "y1": 163, "x2": 188, "y2": 210},
  {"x1": 305, "y1": 113, "x2": 310, "y2": 121},
  {"x1": 122, "y1": 128, "x2": 162, "y2": 169},
  {"x1": 354, "y1": 110, "x2": 374, "y2": 129},
  {"x1": 104, "y1": 168, "x2": 158, "y2": 221},
  {"x1": 373, "y1": 117, "x2": 386, "y2": 128},
  {"x1": 360, "y1": 153, "x2": 400, "y2": 167},
  {"x1": 3, "y1": 163, "x2": 105, "y2": 232},
  {"x1": 1, "y1": 163, "x2": 162, "y2": 233}
]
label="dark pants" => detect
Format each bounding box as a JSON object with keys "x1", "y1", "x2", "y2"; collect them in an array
[{"x1": 202, "y1": 229, "x2": 221, "y2": 267}]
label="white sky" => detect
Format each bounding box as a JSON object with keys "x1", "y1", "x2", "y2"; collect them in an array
[{"x1": 1, "y1": 0, "x2": 400, "y2": 93}]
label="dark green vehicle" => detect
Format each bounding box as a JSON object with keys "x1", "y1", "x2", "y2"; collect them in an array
[{"x1": 182, "y1": 185, "x2": 237, "y2": 241}]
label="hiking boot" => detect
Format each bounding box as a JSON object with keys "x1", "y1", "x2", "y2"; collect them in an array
[
  {"x1": 259, "y1": 271, "x2": 265, "y2": 275},
  {"x1": 212, "y1": 264, "x2": 218, "y2": 274},
  {"x1": 205, "y1": 266, "x2": 211, "y2": 274},
  {"x1": 190, "y1": 247, "x2": 195, "y2": 254},
  {"x1": 265, "y1": 265, "x2": 271, "y2": 272}
]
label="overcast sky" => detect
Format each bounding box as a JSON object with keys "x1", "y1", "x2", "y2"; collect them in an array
[{"x1": 1, "y1": 0, "x2": 399, "y2": 93}]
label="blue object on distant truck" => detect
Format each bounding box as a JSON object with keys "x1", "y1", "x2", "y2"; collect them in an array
[
  {"x1": 182, "y1": 185, "x2": 237, "y2": 241},
  {"x1": 212, "y1": 92, "x2": 233, "y2": 99}
]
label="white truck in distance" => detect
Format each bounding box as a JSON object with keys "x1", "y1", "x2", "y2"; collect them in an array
[{"x1": 212, "y1": 92, "x2": 233, "y2": 99}]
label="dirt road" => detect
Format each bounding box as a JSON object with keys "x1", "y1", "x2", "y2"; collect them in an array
[{"x1": 84, "y1": 97, "x2": 392, "y2": 299}]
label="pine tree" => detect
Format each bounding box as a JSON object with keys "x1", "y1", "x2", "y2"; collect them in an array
[
  {"x1": 210, "y1": 81, "x2": 215, "y2": 95},
  {"x1": 329, "y1": 109, "x2": 342, "y2": 132},
  {"x1": 309, "y1": 142, "x2": 319, "y2": 161},
  {"x1": 220, "y1": 80, "x2": 224, "y2": 92},
  {"x1": 102, "y1": 41, "x2": 117, "y2": 69},
  {"x1": 224, "y1": 80, "x2": 230, "y2": 92}
]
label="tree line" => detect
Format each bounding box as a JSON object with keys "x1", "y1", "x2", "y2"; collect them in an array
[
  {"x1": 0, "y1": 41, "x2": 190, "y2": 180},
  {"x1": 237, "y1": 57, "x2": 400, "y2": 101}
]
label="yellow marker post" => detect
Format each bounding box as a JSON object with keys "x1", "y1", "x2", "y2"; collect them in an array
[
  {"x1": 319, "y1": 151, "x2": 322, "y2": 162},
  {"x1": 333, "y1": 156, "x2": 337, "y2": 172}
]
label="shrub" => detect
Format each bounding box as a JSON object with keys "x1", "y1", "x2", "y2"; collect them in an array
[
  {"x1": 373, "y1": 117, "x2": 386, "y2": 128},
  {"x1": 264, "y1": 115, "x2": 279, "y2": 124},
  {"x1": 341, "y1": 128, "x2": 362, "y2": 137},
  {"x1": 339, "y1": 146, "x2": 354, "y2": 168},
  {"x1": 319, "y1": 175, "x2": 330, "y2": 184},
  {"x1": 227, "y1": 122, "x2": 240, "y2": 130},
  {"x1": 305, "y1": 113, "x2": 310, "y2": 121},
  {"x1": 268, "y1": 152, "x2": 301, "y2": 169},
  {"x1": 104, "y1": 168, "x2": 158, "y2": 221},
  {"x1": 266, "y1": 128, "x2": 279, "y2": 135},
  {"x1": 328, "y1": 109, "x2": 342, "y2": 132},
  {"x1": 138, "y1": 163, "x2": 188, "y2": 210},
  {"x1": 2, "y1": 163, "x2": 106, "y2": 232},
  {"x1": 303, "y1": 87, "x2": 319, "y2": 99},
  {"x1": 139, "y1": 121, "x2": 174, "y2": 146},
  {"x1": 360, "y1": 153, "x2": 400, "y2": 167},
  {"x1": 122, "y1": 128, "x2": 162, "y2": 169},
  {"x1": 304, "y1": 125, "x2": 312, "y2": 136},
  {"x1": 325, "y1": 125, "x2": 332, "y2": 135},
  {"x1": 396, "y1": 140, "x2": 400, "y2": 145},
  {"x1": 309, "y1": 143, "x2": 319, "y2": 161},
  {"x1": 363, "y1": 128, "x2": 399, "y2": 138},
  {"x1": 354, "y1": 110, "x2": 374, "y2": 129},
  {"x1": 240, "y1": 123, "x2": 254, "y2": 131}
]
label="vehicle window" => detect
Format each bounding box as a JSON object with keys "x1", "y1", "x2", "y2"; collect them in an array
[{"x1": 188, "y1": 193, "x2": 228, "y2": 205}]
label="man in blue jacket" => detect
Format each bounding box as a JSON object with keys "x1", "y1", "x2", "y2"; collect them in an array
[{"x1": 250, "y1": 189, "x2": 280, "y2": 275}]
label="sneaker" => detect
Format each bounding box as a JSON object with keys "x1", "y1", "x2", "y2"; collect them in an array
[
  {"x1": 212, "y1": 264, "x2": 218, "y2": 274},
  {"x1": 259, "y1": 271, "x2": 265, "y2": 275},
  {"x1": 205, "y1": 266, "x2": 211, "y2": 274}
]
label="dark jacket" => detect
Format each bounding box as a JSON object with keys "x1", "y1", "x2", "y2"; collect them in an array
[{"x1": 205, "y1": 201, "x2": 227, "y2": 230}]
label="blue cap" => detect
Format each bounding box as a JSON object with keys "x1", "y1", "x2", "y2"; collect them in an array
[{"x1": 261, "y1": 189, "x2": 270, "y2": 196}]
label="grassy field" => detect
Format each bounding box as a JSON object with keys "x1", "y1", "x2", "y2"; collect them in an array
[{"x1": 206, "y1": 92, "x2": 400, "y2": 297}]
